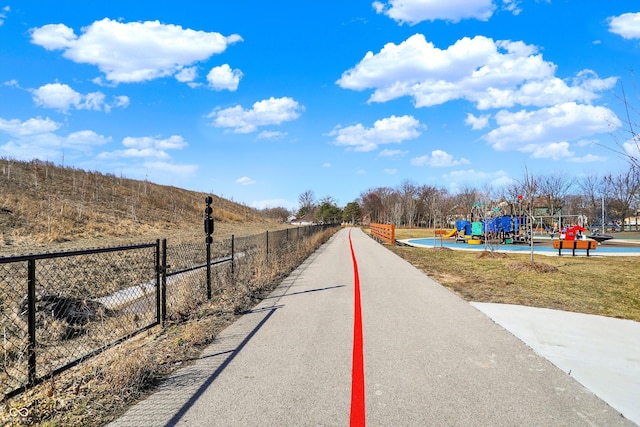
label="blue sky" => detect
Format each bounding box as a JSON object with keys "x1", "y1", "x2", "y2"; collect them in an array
[{"x1": 1, "y1": 1, "x2": 639, "y2": 211}]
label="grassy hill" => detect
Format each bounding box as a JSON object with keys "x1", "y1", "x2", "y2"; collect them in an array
[{"x1": 0, "y1": 158, "x2": 280, "y2": 254}]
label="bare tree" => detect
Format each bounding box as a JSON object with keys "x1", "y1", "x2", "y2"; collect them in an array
[
  {"x1": 359, "y1": 189, "x2": 383, "y2": 224},
  {"x1": 400, "y1": 180, "x2": 419, "y2": 228},
  {"x1": 376, "y1": 187, "x2": 396, "y2": 224},
  {"x1": 602, "y1": 166, "x2": 640, "y2": 229},
  {"x1": 455, "y1": 185, "x2": 482, "y2": 219},
  {"x1": 261, "y1": 206, "x2": 291, "y2": 222},
  {"x1": 415, "y1": 185, "x2": 439, "y2": 227},
  {"x1": 476, "y1": 183, "x2": 499, "y2": 251},
  {"x1": 518, "y1": 167, "x2": 541, "y2": 263},
  {"x1": 297, "y1": 190, "x2": 316, "y2": 218},
  {"x1": 578, "y1": 173, "x2": 607, "y2": 227},
  {"x1": 610, "y1": 83, "x2": 640, "y2": 169},
  {"x1": 388, "y1": 191, "x2": 403, "y2": 226},
  {"x1": 427, "y1": 189, "x2": 449, "y2": 246},
  {"x1": 319, "y1": 195, "x2": 337, "y2": 206},
  {"x1": 539, "y1": 173, "x2": 576, "y2": 229}
]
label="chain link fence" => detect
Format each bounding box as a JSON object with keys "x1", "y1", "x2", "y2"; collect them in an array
[
  {"x1": 1, "y1": 224, "x2": 338, "y2": 399},
  {"x1": 1, "y1": 244, "x2": 158, "y2": 399}
]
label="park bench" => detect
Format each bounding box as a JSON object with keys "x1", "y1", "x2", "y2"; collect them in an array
[{"x1": 552, "y1": 239, "x2": 597, "y2": 256}]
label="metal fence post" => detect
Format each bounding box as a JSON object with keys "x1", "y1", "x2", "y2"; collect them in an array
[
  {"x1": 231, "y1": 234, "x2": 235, "y2": 278},
  {"x1": 155, "y1": 239, "x2": 161, "y2": 325},
  {"x1": 27, "y1": 259, "x2": 37, "y2": 387},
  {"x1": 161, "y1": 239, "x2": 167, "y2": 327},
  {"x1": 266, "y1": 230, "x2": 269, "y2": 262},
  {"x1": 206, "y1": 240, "x2": 212, "y2": 300},
  {"x1": 205, "y1": 196, "x2": 214, "y2": 300}
]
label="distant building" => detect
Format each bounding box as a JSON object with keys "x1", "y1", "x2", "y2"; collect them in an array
[
  {"x1": 290, "y1": 215, "x2": 315, "y2": 226},
  {"x1": 624, "y1": 215, "x2": 639, "y2": 230}
]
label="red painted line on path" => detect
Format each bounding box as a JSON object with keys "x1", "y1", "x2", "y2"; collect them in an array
[{"x1": 348, "y1": 229, "x2": 366, "y2": 426}]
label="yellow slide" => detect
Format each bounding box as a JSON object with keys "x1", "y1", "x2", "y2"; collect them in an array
[{"x1": 444, "y1": 229, "x2": 457, "y2": 238}]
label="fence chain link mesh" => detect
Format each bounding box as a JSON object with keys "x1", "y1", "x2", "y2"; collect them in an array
[
  {"x1": 0, "y1": 261, "x2": 29, "y2": 399},
  {"x1": 1, "y1": 224, "x2": 337, "y2": 398},
  {"x1": 164, "y1": 242, "x2": 209, "y2": 321},
  {"x1": 1, "y1": 244, "x2": 157, "y2": 398}
]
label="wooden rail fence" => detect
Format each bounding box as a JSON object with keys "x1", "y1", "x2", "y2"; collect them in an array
[{"x1": 370, "y1": 223, "x2": 396, "y2": 245}]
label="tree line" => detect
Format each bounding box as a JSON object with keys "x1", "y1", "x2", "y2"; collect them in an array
[{"x1": 263, "y1": 164, "x2": 639, "y2": 231}]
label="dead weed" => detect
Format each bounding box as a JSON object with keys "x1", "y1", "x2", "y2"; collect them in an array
[
  {"x1": 508, "y1": 261, "x2": 559, "y2": 273},
  {"x1": 1, "y1": 226, "x2": 339, "y2": 426},
  {"x1": 476, "y1": 250, "x2": 509, "y2": 259}
]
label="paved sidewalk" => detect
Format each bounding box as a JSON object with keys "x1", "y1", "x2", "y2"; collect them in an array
[
  {"x1": 109, "y1": 228, "x2": 634, "y2": 426},
  {"x1": 473, "y1": 303, "x2": 640, "y2": 425}
]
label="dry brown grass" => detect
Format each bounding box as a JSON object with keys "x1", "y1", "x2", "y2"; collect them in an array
[
  {"x1": 1, "y1": 227, "x2": 339, "y2": 426},
  {"x1": 0, "y1": 159, "x2": 307, "y2": 425},
  {"x1": 0, "y1": 159, "x2": 285, "y2": 256},
  {"x1": 386, "y1": 231, "x2": 640, "y2": 322}
]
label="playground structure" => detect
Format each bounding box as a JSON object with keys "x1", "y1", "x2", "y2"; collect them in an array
[
  {"x1": 450, "y1": 219, "x2": 597, "y2": 246},
  {"x1": 444, "y1": 200, "x2": 532, "y2": 245},
  {"x1": 454, "y1": 216, "x2": 530, "y2": 245},
  {"x1": 448, "y1": 200, "x2": 594, "y2": 246}
]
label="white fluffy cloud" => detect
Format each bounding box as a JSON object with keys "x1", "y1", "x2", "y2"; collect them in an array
[
  {"x1": 97, "y1": 136, "x2": 197, "y2": 186},
  {"x1": 411, "y1": 149, "x2": 470, "y2": 167},
  {"x1": 608, "y1": 12, "x2": 640, "y2": 40},
  {"x1": 338, "y1": 33, "x2": 620, "y2": 162},
  {"x1": 329, "y1": 115, "x2": 423, "y2": 152},
  {"x1": 465, "y1": 113, "x2": 490, "y2": 130},
  {"x1": 529, "y1": 142, "x2": 574, "y2": 160},
  {"x1": 501, "y1": 0, "x2": 522, "y2": 15},
  {"x1": 257, "y1": 130, "x2": 287, "y2": 139},
  {"x1": 444, "y1": 169, "x2": 513, "y2": 193},
  {"x1": 208, "y1": 97, "x2": 304, "y2": 133},
  {"x1": 0, "y1": 116, "x2": 110, "y2": 160},
  {"x1": 377, "y1": 149, "x2": 407, "y2": 158},
  {"x1": 175, "y1": 67, "x2": 198, "y2": 83},
  {"x1": 31, "y1": 83, "x2": 129, "y2": 112},
  {"x1": 30, "y1": 19, "x2": 242, "y2": 84},
  {"x1": 99, "y1": 135, "x2": 187, "y2": 160},
  {"x1": 484, "y1": 102, "x2": 620, "y2": 152},
  {"x1": 337, "y1": 34, "x2": 616, "y2": 110},
  {"x1": 207, "y1": 64, "x2": 243, "y2": 91},
  {"x1": 113, "y1": 96, "x2": 131, "y2": 109},
  {"x1": 568, "y1": 154, "x2": 607, "y2": 163},
  {"x1": 0, "y1": 117, "x2": 196, "y2": 184},
  {"x1": 373, "y1": 0, "x2": 496, "y2": 24},
  {"x1": 143, "y1": 161, "x2": 198, "y2": 175},
  {"x1": 623, "y1": 138, "x2": 640, "y2": 161},
  {"x1": 236, "y1": 176, "x2": 256, "y2": 186},
  {"x1": 0, "y1": 5, "x2": 10, "y2": 26},
  {"x1": 0, "y1": 116, "x2": 60, "y2": 137}
]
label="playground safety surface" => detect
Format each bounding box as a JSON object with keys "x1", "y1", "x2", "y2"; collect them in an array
[{"x1": 404, "y1": 235, "x2": 640, "y2": 256}]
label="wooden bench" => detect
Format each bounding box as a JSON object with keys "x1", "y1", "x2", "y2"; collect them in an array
[{"x1": 552, "y1": 239, "x2": 597, "y2": 256}]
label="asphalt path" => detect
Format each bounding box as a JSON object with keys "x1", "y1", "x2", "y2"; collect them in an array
[{"x1": 109, "y1": 227, "x2": 632, "y2": 426}]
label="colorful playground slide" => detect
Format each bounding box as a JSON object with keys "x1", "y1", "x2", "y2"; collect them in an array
[{"x1": 444, "y1": 229, "x2": 457, "y2": 238}]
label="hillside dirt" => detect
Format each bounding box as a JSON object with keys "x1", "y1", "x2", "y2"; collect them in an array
[{"x1": 0, "y1": 159, "x2": 289, "y2": 257}]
